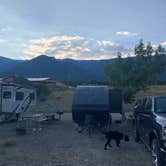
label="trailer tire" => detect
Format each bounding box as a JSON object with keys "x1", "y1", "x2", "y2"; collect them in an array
[
  {"x1": 135, "y1": 122, "x2": 140, "y2": 142},
  {"x1": 16, "y1": 113, "x2": 20, "y2": 120}
]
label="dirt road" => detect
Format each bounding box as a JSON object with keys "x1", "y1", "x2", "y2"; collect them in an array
[{"x1": 0, "y1": 113, "x2": 151, "y2": 166}]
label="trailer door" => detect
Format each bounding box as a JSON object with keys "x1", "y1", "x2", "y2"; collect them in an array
[
  {"x1": 109, "y1": 89, "x2": 123, "y2": 114},
  {"x1": 1, "y1": 85, "x2": 14, "y2": 113}
]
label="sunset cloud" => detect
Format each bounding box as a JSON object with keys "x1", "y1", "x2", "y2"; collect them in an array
[
  {"x1": 23, "y1": 35, "x2": 130, "y2": 60},
  {"x1": 30, "y1": 35, "x2": 85, "y2": 44}
]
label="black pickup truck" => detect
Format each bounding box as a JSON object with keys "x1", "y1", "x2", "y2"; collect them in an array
[{"x1": 134, "y1": 95, "x2": 166, "y2": 166}]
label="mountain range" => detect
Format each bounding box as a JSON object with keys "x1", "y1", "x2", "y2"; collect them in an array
[
  {"x1": 0, "y1": 56, "x2": 23, "y2": 73},
  {"x1": 0, "y1": 55, "x2": 165, "y2": 83},
  {"x1": 0, "y1": 55, "x2": 112, "y2": 81}
]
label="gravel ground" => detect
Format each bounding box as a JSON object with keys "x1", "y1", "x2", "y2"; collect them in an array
[{"x1": 0, "y1": 113, "x2": 152, "y2": 166}]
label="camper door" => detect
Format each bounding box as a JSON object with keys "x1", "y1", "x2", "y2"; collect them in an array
[{"x1": 1, "y1": 85, "x2": 15, "y2": 113}]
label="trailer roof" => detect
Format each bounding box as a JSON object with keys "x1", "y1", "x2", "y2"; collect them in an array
[
  {"x1": 73, "y1": 86, "x2": 109, "y2": 106},
  {"x1": 27, "y1": 77, "x2": 50, "y2": 82},
  {"x1": 0, "y1": 83, "x2": 36, "y2": 91}
]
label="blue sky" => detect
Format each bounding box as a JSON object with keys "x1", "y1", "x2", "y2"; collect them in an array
[{"x1": 0, "y1": 0, "x2": 166, "y2": 60}]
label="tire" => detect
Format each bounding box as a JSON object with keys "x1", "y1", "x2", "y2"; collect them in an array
[
  {"x1": 135, "y1": 128, "x2": 140, "y2": 142},
  {"x1": 16, "y1": 113, "x2": 20, "y2": 120},
  {"x1": 135, "y1": 119, "x2": 140, "y2": 142},
  {"x1": 151, "y1": 138, "x2": 162, "y2": 166}
]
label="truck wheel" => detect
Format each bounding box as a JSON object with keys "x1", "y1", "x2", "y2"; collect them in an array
[{"x1": 151, "y1": 139, "x2": 162, "y2": 166}]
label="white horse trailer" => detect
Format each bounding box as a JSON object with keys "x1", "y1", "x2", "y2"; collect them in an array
[{"x1": 0, "y1": 83, "x2": 36, "y2": 122}]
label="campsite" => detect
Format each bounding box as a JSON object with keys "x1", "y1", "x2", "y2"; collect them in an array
[
  {"x1": 0, "y1": 1, "x2": 166, "y2": 165},
  {"x1": 0, "y1": 114, "x2": 151, "y2": 166},
  {"x1": 0, "y1": 81, "x2": 166, "y2": 166}
]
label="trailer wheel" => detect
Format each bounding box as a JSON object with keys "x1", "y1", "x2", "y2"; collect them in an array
[
  {"x1": 16, "y1": 113, "x2": 20, "y2": 120},
  {"x1": 135, "y1": 117, "x2": 140, "y2": 142},
  {"x1": 105, "y1": 115, "x2": 112, "y2": 130}
]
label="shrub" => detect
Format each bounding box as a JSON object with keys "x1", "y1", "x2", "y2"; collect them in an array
[
  {"x1": 35, "y1": 83, "x2": 51, "y2": 101},
  {"x1": 2, "y1": 140, "x2": 16, "y2": 147}
]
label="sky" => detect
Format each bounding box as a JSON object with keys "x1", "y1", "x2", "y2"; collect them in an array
[{"x1": 0, "y1": 0, "x2": 166, "y2": 60}]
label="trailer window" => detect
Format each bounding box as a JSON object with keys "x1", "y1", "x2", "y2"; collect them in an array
[
  {"x1": 30, "y1": 93, "x2": 35, "y2": 100},
  {"x1": 3, "y1": 91, "x2": 12, "y2": 99},
  {"x1": 16, "y1": 92, "x2": 24, "y2": 100}
]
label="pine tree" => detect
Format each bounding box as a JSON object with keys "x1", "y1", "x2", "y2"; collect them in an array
[
  {"x1": 155, "y1": 44, "x2": 165, "y2": 55},
  {"x1": 146, "y1": 42, "x2": 153, "y2": 56},
  {"x1": 105, "y1": 40, "x2": 166, "y2": 103},
  {"x1": 134, "y1": 39, "x2": 146, "y2": 57}
]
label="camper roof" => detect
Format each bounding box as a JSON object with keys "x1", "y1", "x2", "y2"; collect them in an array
[
  {"x1": 72, "y1": 86, "x2": 109, "y2": 107},
  {"x1": 0, "y1": 83, "x2": 35, "y2": 91}
]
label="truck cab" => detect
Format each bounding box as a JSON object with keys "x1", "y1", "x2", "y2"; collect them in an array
[{"x1": 134, "y1": 95, "x2": 166, "y2": 166}]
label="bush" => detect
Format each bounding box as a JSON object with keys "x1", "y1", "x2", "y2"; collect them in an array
[
  {"x1": 1, "y1": 140, "x2": 16, "y2": 147},
  {"x1": 105, "y1": 41, "x2": 166, "y2": 104},
  {"x1": 14, "y1": 77, "x2": 51, "y2": 102},
  {"x1": 35, "y1": 83, "x2": 51, "y2": 101}
]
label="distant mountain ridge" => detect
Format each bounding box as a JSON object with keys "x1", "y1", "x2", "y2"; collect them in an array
[
  {"x1": 0, "y1": 56, "x2": 23, "y2": 74},
  {"x1": 0, "y1": 55, "x2": 101, "y2": 81},
  {"x1": 0, "y1": 55, "x2": 165, "y2": 83}
]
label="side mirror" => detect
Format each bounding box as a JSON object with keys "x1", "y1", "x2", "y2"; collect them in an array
[{"x1": 134, "y1": 104, "x2": 144, "y2": 113}]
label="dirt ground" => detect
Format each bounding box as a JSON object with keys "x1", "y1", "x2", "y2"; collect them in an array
[{"x1": 0, "y1": 113, "x2": 152, "y2": 166}]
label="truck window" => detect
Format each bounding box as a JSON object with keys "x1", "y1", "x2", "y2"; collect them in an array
[
  {"x1": 3, "y1": 91, "x2": 12, "y2": 99},
  {"x1": 155, "y1": 97, "x2": 166, "y2": 113},
  {"x1": 16, "y1": 92, "x2": 24, "y2": 100}
]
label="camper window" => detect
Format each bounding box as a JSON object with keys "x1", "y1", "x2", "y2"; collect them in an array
[
  {"x1": 16, "y1": 92, "x2": 24, "y2": 100},
  {"x1": 30, "y1": 93, "x2": 35, "y2": 100},
  {"x1": 3, "y1": 91, "x2": 12, "y2": 99}
]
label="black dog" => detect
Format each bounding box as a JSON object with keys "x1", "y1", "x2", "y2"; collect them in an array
[{"x1": 102, "y1": 130, "x2": 129, "y2": 150}]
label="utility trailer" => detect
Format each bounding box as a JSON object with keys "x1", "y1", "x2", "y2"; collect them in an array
[
  {"x1": 0, "y1": 83, "x2": 36, "y2": 122},
  {"x1": 72, "y1": 86, "x2": 124, "y2": 132}
]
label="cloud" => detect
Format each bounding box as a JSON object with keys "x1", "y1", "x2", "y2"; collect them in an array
[
  {"x1": 116, "y1": 31, "x2": 138, "y2": 37},
  {"x1": 0, "y1": 26, "x2": 13, "y2": 33},
  {"x1": 152, "y1": 42, "x2": 166, "y2": 49},
  {"x1": 97, "y1": 40, "x2": 119, "y2": 47},
  {"x1": 0, "y1": 39, "x2": 8, "y2": 43},
  {"x1": 23, "y1": 35, "x2": 130, "y2": 60},
  {"x1": 30, "y1": 35, "x2": 85, "y2": 44},
  {"x1": 160, "y1": 42, "x2": 166, "y2": 47}
]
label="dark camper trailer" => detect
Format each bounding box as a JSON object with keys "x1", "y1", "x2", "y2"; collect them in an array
[{"x1": 72, "y1": 86, "x2": 123, "y2": 128}]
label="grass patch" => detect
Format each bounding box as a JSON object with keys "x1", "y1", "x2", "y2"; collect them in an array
[
  {"x1": 29, "y1": 87, "x2": 74, "y2": 113},
  {"x1": 1, "y1": 140, "x2": 16, "y2": 147},
  {"x1": 4, "y1": 129, "x2": 16, "y2": 137},
  {"x1": 0, "y1": 148, "x2": 6, "y2": 155},
  {"x1": 125, "y1": 85, "x2": 166, "y2": 112},
  {"x1": 0, "y1": 140, "x2": 16, "y2": 157},
  {"x1": 136, "y1": 85, "x2": 166, "y2": 97}
]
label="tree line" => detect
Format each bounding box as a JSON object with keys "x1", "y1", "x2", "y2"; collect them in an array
[{"x1": 105, "y1": 40, "x2": 166, "y2": 103}]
